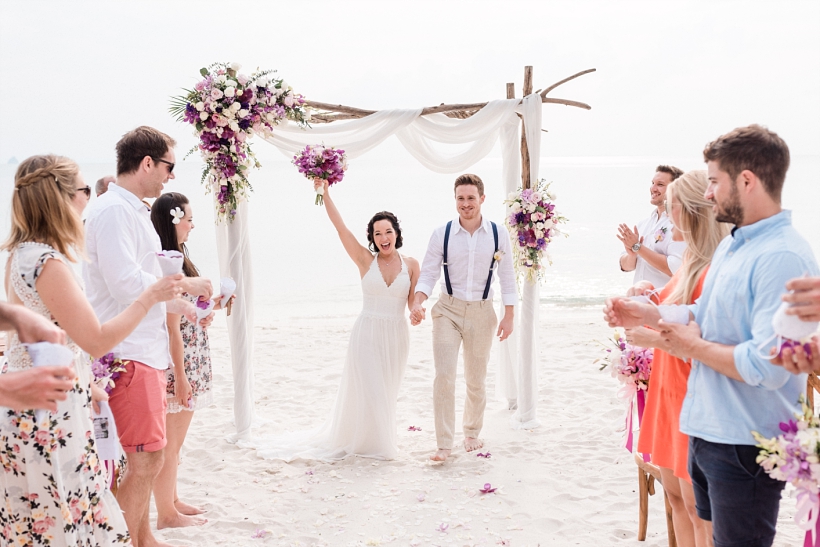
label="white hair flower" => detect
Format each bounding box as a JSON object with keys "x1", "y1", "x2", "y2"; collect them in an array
[{"x1": 170, "y1": 207, "x2": 184, "y2": 225}]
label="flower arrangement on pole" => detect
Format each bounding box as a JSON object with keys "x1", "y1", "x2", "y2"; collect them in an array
[
  {"x1": 595, "y1": 330, "x2": 653, "y2": 459},
  {"x1": 292, "y1": 144, "x2": 348, "y2": 205},
  {"x1": 503, "y1": 179, "x2": 567, "y2": 283},
  {"x1": 170, "y1": 62, "x2": 310, "y2": 222},
  {"x1": 753, "y1": 397, "x2": 820, "y2": 546}
]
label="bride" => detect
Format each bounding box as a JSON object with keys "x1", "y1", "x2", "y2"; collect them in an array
[{"x1": 246, "y1": 179, "x2": 419, "y2": 461}]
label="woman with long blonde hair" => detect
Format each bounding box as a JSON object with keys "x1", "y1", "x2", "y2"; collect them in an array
[
  {"x1": 1, "y1": 154, "x2": 181, "y2": 546},
  {"x1": 626, "y1": 170, "x2": 730, "y2": 547}
]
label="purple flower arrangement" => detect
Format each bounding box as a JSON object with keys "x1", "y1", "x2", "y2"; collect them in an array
[
  {"x1": 503, "y1": 179, "x2": 567, "y2": 283},
  {"x1": 171, "y1": 62, "x2": 310, "y2": 222},
  {"x1": 598, "y1": 331, "x2": 653, "y2": 391},
  {"x1": 90, "y1": 353, "x2": 127, "y2": 394},
  {"x1": 753, "y1": 397, "x2": 820, "y2": 545},
  {"x1": 292, "y1": 145, "x2": 348, "y2": 205}
]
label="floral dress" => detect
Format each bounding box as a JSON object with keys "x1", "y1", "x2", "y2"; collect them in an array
[
  {"x1": 1, "y1": 242, "x2": 131, "y2": 546},
  {"x1": 165, "y1": 292, "x2": 213, "y2": 413}
]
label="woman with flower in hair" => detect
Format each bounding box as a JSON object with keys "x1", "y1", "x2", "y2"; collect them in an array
[
  {"x1": 1, "y1": 154, "x2": 183, "y2": 546},
  {"x1": 625, "y1": 171, "x2": 730, "y2": 547},
  {"x1": 150, "y1": 192, "x2": 225, "y2": 529}
]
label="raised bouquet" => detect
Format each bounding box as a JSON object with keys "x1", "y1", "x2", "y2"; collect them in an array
[
  {"x1": 504, "y1": 179, "x2": 567, "y2": 283},
  {"x1": 292, "y1": 144, "x2": 348, "y2": 205},
  {"x1": 171, "y1": 62, "x2": 310, "y2": 222},
  {"x1": 753, "y1": 397, "x2": 820, "y2": 546},
  {"x1": 90, "y1": 353, "x2": 127, "y2": 394},
  {"x1": 596, "y1": 330, "x2": 653, "y2": 458}
]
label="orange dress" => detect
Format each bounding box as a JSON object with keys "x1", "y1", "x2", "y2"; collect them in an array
[{"x1": 636, "y1": 268, "x2": 708, "y2": 482}]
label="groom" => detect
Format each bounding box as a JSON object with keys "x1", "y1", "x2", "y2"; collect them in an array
[{"x1": 411, "y1": 174, "x2": 517, "y2": 462}]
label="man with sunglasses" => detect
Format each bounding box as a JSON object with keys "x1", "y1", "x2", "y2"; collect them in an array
[
  {"x1": 83, "y1": 126, "x2": 211, "y2": 546},
  {"x1": 617, "y1": 165, "x2": 686, "y2": 290}
]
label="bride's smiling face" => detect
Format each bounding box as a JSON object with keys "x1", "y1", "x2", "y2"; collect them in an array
[{"x1": 372, "y1": 220, "x2": 397, "y2": 256}]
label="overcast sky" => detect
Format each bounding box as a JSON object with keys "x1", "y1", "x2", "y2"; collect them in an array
[{"x1": 1, "y1": 0, "x2": 818, "y2": 163}]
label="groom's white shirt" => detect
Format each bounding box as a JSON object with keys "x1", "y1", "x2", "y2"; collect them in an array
[
  {"x1": 416, "y1": 216, "x2": 517, "y2": 305},
  {"x1": 83, "y1": 183, "x2": 172, "y2": 370}
]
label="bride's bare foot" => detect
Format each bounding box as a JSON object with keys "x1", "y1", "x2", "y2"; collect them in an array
[
  {"x1": 156, "y1": 512, "x2": 207, "y2": 530},
  {"x1": 175, "y1": 499, "x2": 205, "y2": 516},
  {"x1": 430, "y1": 448, "x2": 451, "y2": 462},
  {"x1": 464, "y1": 437, "x2": 483, "y2": 452}
]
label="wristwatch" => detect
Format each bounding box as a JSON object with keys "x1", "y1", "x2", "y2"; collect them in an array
[{"x1": 632, "y1": 242, "x2": 642, "y2": 252}]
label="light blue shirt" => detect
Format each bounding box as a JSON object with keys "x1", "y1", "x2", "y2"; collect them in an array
[{"x1": 680, "y1": 210, "x2": 819, "y2": 445}]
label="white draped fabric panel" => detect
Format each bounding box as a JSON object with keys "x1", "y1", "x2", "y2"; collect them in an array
[
  {"x1": 225, "y1": 95, "x2": 545, "y2": 438},
  {"x1": 215, "y1": 200, "x2": 256, "y2": 441}
]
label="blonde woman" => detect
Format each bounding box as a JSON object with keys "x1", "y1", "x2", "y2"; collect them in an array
[
  {"x1": 626, "y1": 171, "x2": 730, "y2": 547},
  {"x1": 1, "y1": 155, "x2": 182, "y2": 546}
]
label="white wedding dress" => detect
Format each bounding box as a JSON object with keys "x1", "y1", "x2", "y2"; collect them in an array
[{"x1": 246, "y1": 255, "x2": 410, "y2": 461}]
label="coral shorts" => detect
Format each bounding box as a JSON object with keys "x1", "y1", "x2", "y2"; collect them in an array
[{"x1": 108, "y1": 360, "x2": 167, "y2": 453}]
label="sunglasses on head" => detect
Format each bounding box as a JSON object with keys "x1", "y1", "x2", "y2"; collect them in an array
[{"x1": 151, "y1": 157, "x2": 175, "y2": 174}]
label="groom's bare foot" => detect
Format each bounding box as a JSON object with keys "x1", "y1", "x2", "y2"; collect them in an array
[
  {"x1": 464, "y1": 437, "x2": 483, "y2": 452},
  {"x1": 175, "y1": 499, "x2": 205, "y2": 515},
  {"x1": 430, "y1": 448, "x2": 451, "y2": 461}
]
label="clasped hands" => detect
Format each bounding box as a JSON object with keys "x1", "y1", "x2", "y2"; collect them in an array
[
  {"x1": 410, "y1": 303, "x2": 425, "y2": 326},
  {"x1": 617, "y1": 224, "x2": 642, "y2": 254},
  {"x1": 604, "y1": 296, "x2": 701, "y2": 360}
]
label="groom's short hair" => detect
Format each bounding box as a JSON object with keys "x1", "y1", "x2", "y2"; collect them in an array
[{"x1": 454, "y1": 173, "x2": 484, "y2": 196}]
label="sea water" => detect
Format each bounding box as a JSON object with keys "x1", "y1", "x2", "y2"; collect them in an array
[{"x1": 1, "y1": 150, "x2": 817, "y2": 324}]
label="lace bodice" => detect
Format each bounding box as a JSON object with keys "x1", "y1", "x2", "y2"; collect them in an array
[
  {"x1": 6, "y1": 242, "x2": 81, "y2": 371},
  {"x1": 361, "y1": 255, "x2": 411, "y2": 319}
]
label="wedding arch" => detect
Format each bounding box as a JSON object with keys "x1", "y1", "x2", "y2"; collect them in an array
[{"x1": 199, "y1": 65, "x2": 595, "y2": 440}]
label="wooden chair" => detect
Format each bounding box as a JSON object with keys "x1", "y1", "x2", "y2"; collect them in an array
[
  {"x1": 635, "y1": 453, "x2": 677, "y2": 545},
  {"x1": 807, "y1": 372, "x2": 820, "y2": 408}
]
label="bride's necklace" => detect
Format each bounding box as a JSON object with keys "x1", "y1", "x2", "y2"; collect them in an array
[{"x1": 379, "y1": 254, "x2": 397, "y2": 267}]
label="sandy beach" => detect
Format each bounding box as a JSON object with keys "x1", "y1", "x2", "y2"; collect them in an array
[{"x1": 152, "y1": 300, "x2": 802, "y2": 546}]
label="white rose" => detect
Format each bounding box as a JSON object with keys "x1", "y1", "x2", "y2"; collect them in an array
[
  {"x1": 224, "y1": 86, "x2": 236, "y2": 98},
  {"x1": 536, "y1": 222, "x2": 544, "y2": 230},
  {"x1": 225, "y1": 79, "x2": 237, "y2": 87},
  {"x1": 544, "y1": 219, "x2": 554, "y2": 229},
  {"x1": 526, "y1": 202, "x2": 536, "y2": 213},
  {"x1": 217, "y1": 75, "x2": 227, "y2": 84},
  {"x1": 199, "y1": 111, "x2": 208, "y2": 121},
  {"x1": 230, "y1": 62, "x2": 242, "y2": 72},
  {"x1": 283, "y1": 93, "x2": 294, "y2": 107},
  {"x1": 532, "y1": 192, "x2": 542, "y2": 201},
  {"x1": 230, "y1": 121, "x2": 240, "y2": 132},
  {"x1": 511, "y1": 202, "x2": 521, "y2": 213},
  {"x1": 238, "y1": 109, "x2": 249, "y2": 118},
  {"x1": 266, "y1": 113, "x2": 277, "y2": 123},
  {"x1": 195, "y1": 101, "x2": 205, "y2": 111},
  {"x1": 280, "y1": 80, "x2": 289, "y2": 90},
  {"x1": 256, "y1": 76, "x2": 268, "y2": 87},
  {"x1": 230, "y1": 102, "x2": 241, "y2": 111}
]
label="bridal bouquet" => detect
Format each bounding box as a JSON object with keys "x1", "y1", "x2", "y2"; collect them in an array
[
  {"x1": 292, "y1": 144, "x2": 348, "y2": 205},
  {"x1": 753, "y1": 397, "x2": 820, "y2": 546},
  {"x1": 90, "y1": 353, "x2": 127, "y2": 394},
  {"x1": 596, "y1": 331, "x2": 653, "y2": 458},
  {"x1": 170, "y1": 62, "x2": 310, "y2": 222},
  {"x1": 504, "y1": 179, "x2": 567, "y2": 283}
]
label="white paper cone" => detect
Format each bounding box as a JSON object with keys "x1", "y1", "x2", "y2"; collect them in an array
[
  {"x1": 25, "y1": 342, "x2": 75, "y2": 424},
  {"x1": 219, "y1": 277, "x2": 237, "y2": 308},
  {"x1": 93, "y1": 401, "x2": 119, "y2": 460},
  {"x1": 156, "y1": 250, "x2": 184, "y2": 277},
  {"x1": 195, "y1": 298, "x2": 216, "y2": 320}
]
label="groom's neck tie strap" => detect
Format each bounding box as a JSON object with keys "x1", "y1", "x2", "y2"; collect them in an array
[{"x1": 442, "y1": 221, "x2": 498, "y2": 301}]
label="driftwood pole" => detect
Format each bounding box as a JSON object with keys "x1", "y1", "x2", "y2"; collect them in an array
[{"x1": 521, "y1": 66, "x2": 533, "y2": 190}]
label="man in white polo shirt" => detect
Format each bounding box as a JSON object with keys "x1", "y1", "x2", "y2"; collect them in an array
[
  {"x1": 84, "y1": 126, "x2": 212, "y2": 546},
  {"x1": 618, "y1": 165, "x2": 685, "y2": 290}
]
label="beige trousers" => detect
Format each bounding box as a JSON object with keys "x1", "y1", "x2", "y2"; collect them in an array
[{"x1": 431, "y1": 295, "x2": 497, "y2": 449}]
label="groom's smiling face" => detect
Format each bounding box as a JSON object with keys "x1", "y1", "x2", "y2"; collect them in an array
[{"x1": 455, "y1": 184, "x2": 485, "y2": 222}]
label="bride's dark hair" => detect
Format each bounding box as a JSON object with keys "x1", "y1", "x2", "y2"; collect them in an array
[{"x1": 366, "y1": 211, "x2": 403, "y2": 253}]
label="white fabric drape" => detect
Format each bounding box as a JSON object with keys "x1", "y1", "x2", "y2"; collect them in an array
[
  {"x1": 215, "y1": 200, "x2": 255, "y2": 441},
  {"x1": 221, "y1": 95, "x2": 545, "y2": 438}
]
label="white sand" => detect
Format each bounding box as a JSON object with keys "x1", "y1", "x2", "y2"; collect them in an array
[{"x1": 155, "y1": 301, "x2": 802, "y2": 546}]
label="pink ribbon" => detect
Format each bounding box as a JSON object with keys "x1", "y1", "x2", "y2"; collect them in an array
[
  {"x1": 797, "y1": 490, "x2": 820, "y2": 547},
  {"x1": 636, "y1": 389, "x2": 650, "y2": 462},
  {"x1": 618, "y1": 383, "x2": 637, "y2": 454}
]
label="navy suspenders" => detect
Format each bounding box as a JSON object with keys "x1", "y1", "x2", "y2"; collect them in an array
[{"x1": 442, "y1": 221, "x2": 498, "y2": 301}]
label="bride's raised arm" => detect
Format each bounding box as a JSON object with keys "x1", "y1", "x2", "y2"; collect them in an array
[{"x1": 314, "y1": 179, "x2": 374, "y2": 277}]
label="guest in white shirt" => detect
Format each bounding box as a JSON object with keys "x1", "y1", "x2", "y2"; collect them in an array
[
  {"x1": 618, "y1": 165, "x2": 685, "y2": 290},
  {"x1": 411, "y1": 174, "x2": 516, "y2": 462},
  {"x1": 84, "y1": 126, "x2": 213, "y2": 547}
]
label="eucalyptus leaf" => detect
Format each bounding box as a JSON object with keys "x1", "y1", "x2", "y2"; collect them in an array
[{"x1": 200, "y1": 67, "x2": 209, "y2": 77}]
